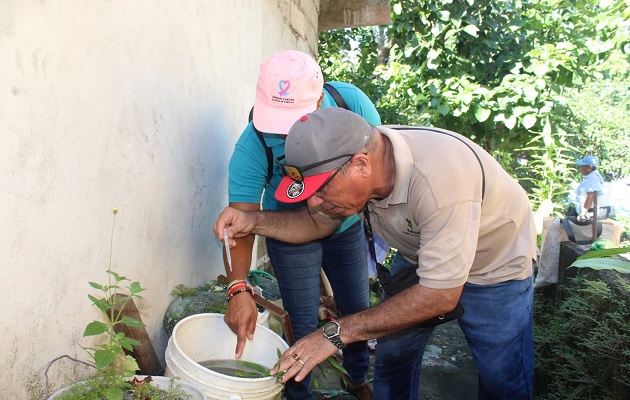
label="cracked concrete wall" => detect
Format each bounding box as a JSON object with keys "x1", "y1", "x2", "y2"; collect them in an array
[{"x1": 0, "y1": 0, "x2": 319, "y2": 398}]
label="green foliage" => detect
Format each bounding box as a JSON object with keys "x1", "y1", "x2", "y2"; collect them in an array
[
  {"x1": 321, "y1": 0, "x2": 629, "y2": 149},
  {"x1": 60, "y1": 209, "x2": 190, "y2": 400},
  {"x1": 564, "y1": 51, "x2": 630, "y2": 181},
  {"x1": 318, "y1": 0, "x2": 630, "y2": 214},
  {"x1": 79, "y1": 210, "x2": 145, "y2": 395},
  {"x1": 534, "y1": 276, "x2": 630, "y2": 399},
  {"x1": 569, "y1": 246, "x2": 630, "y2": 273},
  {"x1": 616, "y1": 214, "x2": 630, "y2": 243},
  {"x1": 59, "y1": 376, "x2": 192, "y2": 400}
]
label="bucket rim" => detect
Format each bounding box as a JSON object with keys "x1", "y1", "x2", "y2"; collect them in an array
[{"x1": 170, "y1": 313, "x2": 289, "y2": 383}]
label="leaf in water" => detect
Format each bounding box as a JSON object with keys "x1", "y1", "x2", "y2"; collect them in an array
[
  {"x1": 235, "y1": 360, "x2": 270, "y2": 377},
  {"x1": 271, "y1": 348, "x2": 284, "y2": 380},
  {"x1": 569, "y1": 258, "x2": 630, "y2": 274}
]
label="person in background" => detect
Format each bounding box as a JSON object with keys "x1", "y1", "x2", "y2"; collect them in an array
[
  {"x1": 215, "y1": 107, "x2": 537, "y2": 400},
  {"x1": 575, "y1": 155, "x2": 609, "y2": 221},
  {"x1": 222, "y1": 50, "x2": 380, "y2": 400}
]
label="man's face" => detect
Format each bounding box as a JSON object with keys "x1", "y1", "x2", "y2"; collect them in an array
[
  {"x1": 579, "y1": 165, "x2": 593, "y2": 176},
  {"x1": 306, "y1": 166, "x2": 368, "y2": 217}
]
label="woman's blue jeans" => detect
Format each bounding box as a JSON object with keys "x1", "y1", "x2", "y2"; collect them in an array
[
  {"x1": 374, "y1": 254, "x2": 534, "y2": 400},
  {"x1": 266, "y1": 221, "x2": 370, "y2": 400}
]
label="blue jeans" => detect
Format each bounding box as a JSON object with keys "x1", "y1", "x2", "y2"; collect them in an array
[
  {"x1": 266, "y1": 221, "x2": 370, "y2": 400},
  {"x1": 374, "y1": 254, "x2": 534, "y2": 400}
]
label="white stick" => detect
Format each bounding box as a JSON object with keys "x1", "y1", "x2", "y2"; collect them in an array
[{"x1": 224, "y1": 227, "x2": 232, "y2": 272}]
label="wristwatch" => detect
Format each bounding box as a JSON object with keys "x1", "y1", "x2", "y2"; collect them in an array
[{"x1": 322, "y1": 321, "x2": 346, "y2": 349}]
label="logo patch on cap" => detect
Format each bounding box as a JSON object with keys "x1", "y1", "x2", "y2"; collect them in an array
[{"x1": 286, "y1": 181, "x2": 305, "y2": 199}]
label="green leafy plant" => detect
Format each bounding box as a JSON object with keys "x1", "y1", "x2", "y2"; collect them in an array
[
  {"x1": 55, "y1": 208, "x2": 192, "y2": 400},
  {"x1": 81, "y1": 209, "x2": 145, "y2": 391},
  {"x1": 534, "y1": 276, "x2": 630, "y2": 399},
  {"x1": 569, "y1": 246, "x2": 630, "y2": 274}
]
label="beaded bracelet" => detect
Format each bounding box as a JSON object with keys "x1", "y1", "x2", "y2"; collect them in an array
[
  {"x1": 226, "y1": 286, "x2": 254, "y2": 302},
  {"x1": 227, "y1": 282, "x2": 249, "y2": 297}
]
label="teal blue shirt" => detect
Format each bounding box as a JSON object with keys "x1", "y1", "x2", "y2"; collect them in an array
[{"x1": 228, "y1": 82, "x2": 381, "y2": 234}]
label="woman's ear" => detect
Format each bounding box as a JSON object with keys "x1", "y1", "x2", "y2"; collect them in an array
[{"x1": 317, "y1": 92, "x2": 324, "y2": 109}]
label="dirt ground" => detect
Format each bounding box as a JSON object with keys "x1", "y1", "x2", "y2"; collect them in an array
[{"x1": 310, "y1": 319, "x2": 478, "y2": 400}]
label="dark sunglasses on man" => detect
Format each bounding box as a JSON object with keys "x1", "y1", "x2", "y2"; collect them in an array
[{"x1": 274, "y1": 153, "x2": 356, "y2": 182}]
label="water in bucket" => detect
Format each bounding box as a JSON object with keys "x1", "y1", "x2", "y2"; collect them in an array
[{"x1": 198, "y1": 359, "x2": 272, "y2": 379}]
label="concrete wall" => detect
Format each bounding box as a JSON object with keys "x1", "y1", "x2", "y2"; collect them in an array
[{"x1": 0, "y1": 1, "x2": 319, "y2": 398}]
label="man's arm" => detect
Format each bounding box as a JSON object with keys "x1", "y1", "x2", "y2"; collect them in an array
[
  {"x1": 214, "y1": 205, "x2": 342, "y2": 246},
  {"x1": 344, "y1": 284, "x2": 462, "y2": 338},
  {"x1": 270, "y1": 284, "x2": 463, "y2": 382},
  {"x1": 579, "y1": 191, "x2": 596, "y2": 220}
]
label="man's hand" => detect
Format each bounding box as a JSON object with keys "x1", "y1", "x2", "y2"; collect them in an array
[
  {"x1": 224, "y1": 293, "x2": 259, "y2": 358},
  {"x1": 214, "y1": 207, "x2": 257, "y2": 246},
  {"x1": 269, "y1": 329, "x2": 338, "y2": 383}
]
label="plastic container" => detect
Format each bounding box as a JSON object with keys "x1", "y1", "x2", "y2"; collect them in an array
[
  {"x1": 165, "y1": 313, "x2": 288, "y2": 400},
  {"x1": 47, "y1": 375, "x2": 206, "y2": 399}
]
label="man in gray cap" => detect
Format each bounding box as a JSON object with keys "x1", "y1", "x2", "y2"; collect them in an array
[{"x1": 215, "y1": 107, "x2": 537, "y2": 399}]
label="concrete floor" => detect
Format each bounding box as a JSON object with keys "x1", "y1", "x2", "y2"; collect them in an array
[{"x1": 310, "y1": 320, "x2": 478, "y2": 400}]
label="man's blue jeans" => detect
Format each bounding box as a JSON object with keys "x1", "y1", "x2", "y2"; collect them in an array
[
  {"x1": 266, "y1": 221, "x2": 370, "y2": 400},
  {"x1": 374, "y1": 254, "x2": 534, "y2": 400}
]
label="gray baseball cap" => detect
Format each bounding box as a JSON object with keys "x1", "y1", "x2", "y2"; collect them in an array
[{"x1": 275, "y1": 107, "x2": 372, "y2": 203}]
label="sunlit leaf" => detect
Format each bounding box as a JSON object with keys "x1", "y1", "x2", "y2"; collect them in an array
[
  {"x1": 463, "y1": 24, "x2": 479, "y2": 37},
  {"x1": 569, "y1": 258, "x2": 630, "y2": 274},
  {"x1": 522, "y1": 114, "x2": 537, "y2": 129},
  {"x1": 474, "y1": 107, "x2": 491, "y2": 122},
  {"x1": 505, "y1": 115, "x2": 517, "y2": 129},
  {"x1": 576, "y1": 248, "x2": 630, "y2": 260}
]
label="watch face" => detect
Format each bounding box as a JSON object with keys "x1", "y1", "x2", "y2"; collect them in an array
[{"x1": 324, "y1": 321, "x2": 339, "y2": 336}]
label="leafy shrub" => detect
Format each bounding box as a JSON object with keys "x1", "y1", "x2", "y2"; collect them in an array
[{"x1": 534, "y1": 275, "x2": 630, "y2": 399}]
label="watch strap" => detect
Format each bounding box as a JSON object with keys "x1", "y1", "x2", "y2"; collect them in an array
[{"x1": 323, "y1": 321, "x2": 346, "y2": 349}]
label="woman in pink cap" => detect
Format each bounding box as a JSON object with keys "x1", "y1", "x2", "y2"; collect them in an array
[{"x1": 221, "y1": 49, "x2": 381, "y2": 400}]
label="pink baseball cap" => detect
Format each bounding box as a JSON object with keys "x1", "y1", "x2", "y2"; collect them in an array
[{"x1": 253, "y1": 50, "x2": 324, "y2": 135}]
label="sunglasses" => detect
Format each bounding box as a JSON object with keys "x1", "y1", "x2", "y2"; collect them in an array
[
  {"x1": 314, "y1": 157, "x2": 353, "y2": 196},
  {"x1": 275, "y1": 153, "x2": 356, "y2": 182}
]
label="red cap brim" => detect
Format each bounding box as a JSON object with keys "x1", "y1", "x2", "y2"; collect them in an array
[{"x1": 274, "y1": 171, "x2": 332, "y2": 203}]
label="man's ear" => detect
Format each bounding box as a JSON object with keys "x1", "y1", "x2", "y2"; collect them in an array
[{"x1": 353, "y1": 153, "x2": 371, "y2": 177}]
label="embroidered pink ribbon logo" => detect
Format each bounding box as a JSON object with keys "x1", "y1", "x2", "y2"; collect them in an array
[{"x1": 278, "y1": 80, "x2": 290, "y2": 97}]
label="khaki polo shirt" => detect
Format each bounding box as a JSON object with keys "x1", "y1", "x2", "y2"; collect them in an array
[{"x1": 369, "y1": 126, "x2": 536, "y2": 289}]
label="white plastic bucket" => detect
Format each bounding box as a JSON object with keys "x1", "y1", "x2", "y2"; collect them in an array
[{"x1": 165, "y1": 313, "x2": 288, "y2": 400}]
